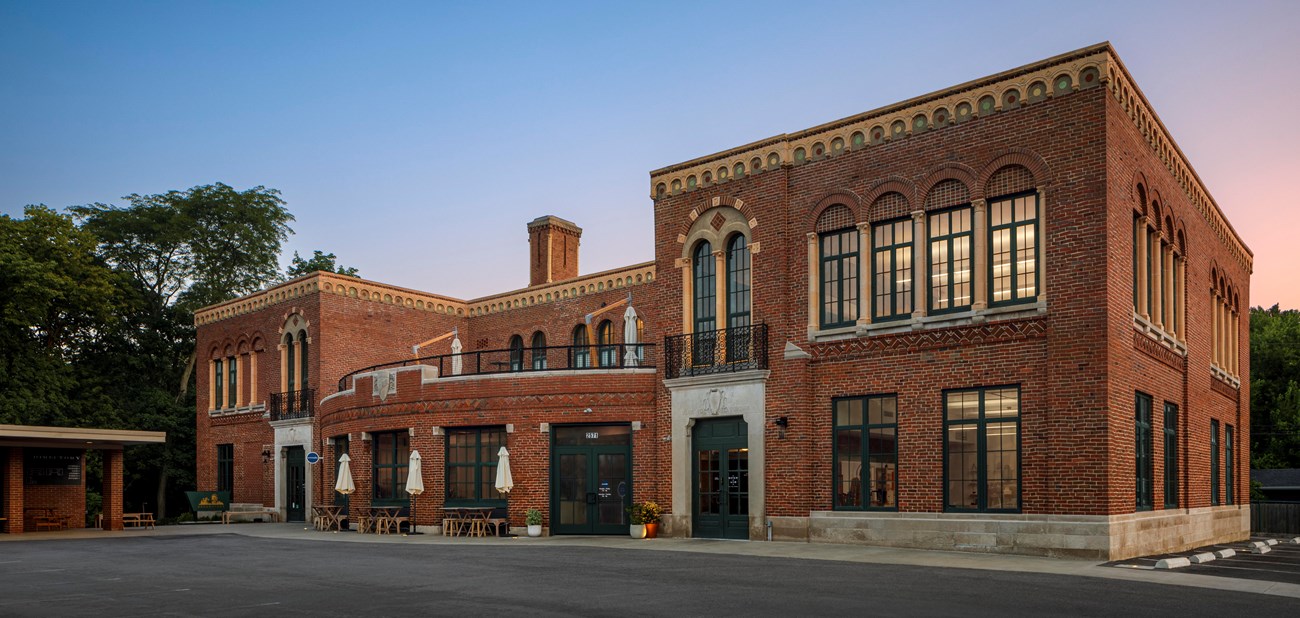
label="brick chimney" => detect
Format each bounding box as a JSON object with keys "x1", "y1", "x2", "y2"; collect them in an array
[{"x1": 527, "y1": 215, "x2": 582, "y2": 286}]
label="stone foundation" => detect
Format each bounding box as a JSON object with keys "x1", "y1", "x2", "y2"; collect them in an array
[{"x1": 765, "y1": 506, "x2": 1250, "y2": 560}]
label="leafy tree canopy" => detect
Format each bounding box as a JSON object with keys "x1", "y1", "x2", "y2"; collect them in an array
[
  {"x1": 1249, "y1": 304, "x2": 1300, "y2": 469},
  {"x1": 286, "y1": 250, "x2": 359, "y2": 279}
]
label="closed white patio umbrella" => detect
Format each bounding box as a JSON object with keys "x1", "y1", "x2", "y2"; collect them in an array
[
  {"x1": 335, "y1": 453, "x2": 355, "y2": 495},
  {"x1": 405, "y1": 449, "x2": 425, "y2": 535},
  {"x1": 495, "y1": 446, "x2": 513, "y2": 494}
]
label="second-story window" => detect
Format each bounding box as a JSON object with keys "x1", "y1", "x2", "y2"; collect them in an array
[
  {"x1": 693, "y1": 241, "x2": 716, "y2": 334},
  {"x1": 597, "y1": 320, "x2": 616, "y2": 367},
  {"x1": 571, "y1": 324, "x2": 590, "y2": 368},
  {"x1": 227, "y1": 355, "x2": 238, "y2": 407},
  {"x1": 531, "y1": 331, "x2": 547, "y2": 370},
  {"x1": 989, "y1": 192, "x2": 1039, "y2": 305},
  {"x1": 928, "y1": 206, "x2": 972, "y2": 314},
  {"x1": 297, "y1": 331, "x2": 309, "y2": 388},
  {"x1": 284, "y1": 333, "x2": 296, "y2": 391},
  {"x1": 820, "y1": 228, "x2": 859, "y2": 328},
  {"x1": 726, "y1": 234, "x2": 751, "y2": 330},
  {"x1": 508, "y1": 335, "x2": 524, "y2": 372},
  {"x1": 872, "y1": 219, "x2": 913, "y2": 321},
  {"x1": 214, "y1": 358, "x2": 224, "y2": 409}
]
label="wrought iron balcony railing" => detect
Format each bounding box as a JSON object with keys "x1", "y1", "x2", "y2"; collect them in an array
[
  {"x1": 664, "y1": 324, "x2": 768, "y2": 379},
  {"x1": 269, "y1": 388, "x2": 315, "y2": 421},
  {"x1": 338, "y1": 343, "x2": 658, "y2": 392}
]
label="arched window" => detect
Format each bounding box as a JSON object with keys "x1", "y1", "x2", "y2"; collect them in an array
[
  {"x1": 726, "y1": 234, "x2": 752, "y2": 361},
  {"x1": 818, "y1": 207, "x2": 859, "y2": 328},
  {"x1": 597, "y1": 320, "x2": 616, "y2": 367},
  {"x1": 508, "y1": 335, "x2": 524, "y2": 372},
  {"x1": 531, "y1": 331, "x2": 547, "y2": 370},
  {"x1": 571, "y1": 324, "x2": 590, "y2": 369},
  {"x1": 693, "y1": 241, "x2": 718, "y2": 365},
  {"x1": 297, "y1": 331, "x2": 309, "y2": 387},
  {"x1": 284, "y1": 333, "x2": 296, "y2": 391},
  {"x1": 213, "y1": 357, "x2": 225, "y2": 409}
]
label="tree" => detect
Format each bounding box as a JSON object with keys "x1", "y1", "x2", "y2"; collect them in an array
[
  {"x1": 71, "y1": 183, "x2": 294, "y2": 516},
  {"x1": 286, "y1": 250, "x2": 359, "y2": 279},
  {"x1": 0, "y1": 206, "x2": 126, "y2": 427},
  {"x1": 1249, "y1": 304, "x2": 1300, "y2": 469}
]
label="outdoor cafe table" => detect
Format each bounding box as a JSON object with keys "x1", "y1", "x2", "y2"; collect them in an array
[
  {"x1": 442, "y1": 506, "x2": 494, "y2": 537},
  {"x1": 370, "y1": 506, "x2": 406, "y2": 534},
  {"x1": 315, "y1": 505, "x2": 345, "y2": 531}
]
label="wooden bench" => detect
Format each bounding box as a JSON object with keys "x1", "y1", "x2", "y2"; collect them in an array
[
  {"x1": 222, "y1": 503, "x2": 280, "y2": 524},
  {"x1": 123, "y1": 512, "x2": 156, "y2": 529}
]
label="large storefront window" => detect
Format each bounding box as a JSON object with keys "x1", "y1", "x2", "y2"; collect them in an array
[
  {"x1": 1164, "y1": 403, "x2": 1178, "y2": 509},
  {"x1": 944, "y1": 386, "x2": 1019, "y2": 512},
  {"x1": 372, "y1": 431, "x2": 409, "y2": 506},
  {"x1": 446, "y1": 427, "x2": 507, "y2": 506},
  {"x1": 833, "y1": 395, "x2": 898, "y2": 509}
]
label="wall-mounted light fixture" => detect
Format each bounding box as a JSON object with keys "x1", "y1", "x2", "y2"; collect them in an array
[
  {"x1": 261, "y1": 447, "x2": 272, "y2": 464},
  {"x1": 774, "y1": 416, "x2": 789, "y2": 439}
]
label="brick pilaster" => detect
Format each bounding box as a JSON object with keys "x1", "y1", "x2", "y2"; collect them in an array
[{"x1": 103, "y1": 449, "x2": 124, "y2": 531}]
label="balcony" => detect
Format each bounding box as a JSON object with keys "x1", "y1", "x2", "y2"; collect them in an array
[
  {"x1": 664, "y1": 324, "x2": 768, "y2": 379},
  {"x1": 269, "y1": 388, "x2": 315, "y2": 421},
  {"x1": 338, "y1": 343, "x2": 659, "y2": 392}
]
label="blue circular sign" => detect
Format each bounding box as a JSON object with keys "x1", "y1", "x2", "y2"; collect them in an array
[{"x1": 306, "y1": 451, "x2": 321, "y2": 464}]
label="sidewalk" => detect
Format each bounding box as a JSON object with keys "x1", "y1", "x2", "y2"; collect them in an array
[{"x1": 8, "y1": 522, "x2": 1300, "y2": 599}]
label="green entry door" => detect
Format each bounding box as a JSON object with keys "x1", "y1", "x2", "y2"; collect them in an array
[
  {"x1": 285, "y1": 446, "x2": 306, "y2": 522},
  {"x1": 693, "y1": 417, "x2": 749, "y2": 539},
  {"x1": 551, "y1": 424, "x2": 631, "y2": 535}
]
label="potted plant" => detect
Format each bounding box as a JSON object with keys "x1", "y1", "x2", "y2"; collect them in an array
[
  {"x1": 639, "y1": 501, "x2": 662, "y2": 538},
  {"x1": 627, "y1": 501, "x2": 662, "y2": 539},
  {"x1": 525, "y1": 508, "x2": 544, "y2": 537}
]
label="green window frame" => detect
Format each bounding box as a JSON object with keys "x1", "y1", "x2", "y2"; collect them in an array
[
  {"x1": 333, "y1": 435, "x2": 350, "y2": 511},
  {"x1": 508, "y1": 335, "x2": 524, "y2": 372},
  {"x1": 872, "y1": 218, "x2": 913, "y2": 321},
  {"x1": 833, "y1": 395, "x2": 898, "y2": 510},
  {"x1": 445, "y1": 427, "x2": 507, "y2": 506},
  {"x1": 216, "y1": 443, "x2": 234, "y2": 493},
  {"x1": 213, "y1": 358, "x2": 224, "y2": 409},
  {"x1": 531, "y1": 331, "x2": 547, "y2": 370},
  {"x1": 1163, "y1": 402, "x2": 1178, "y2": 509},
  {"x1": 284, "y1": 333, "x2": 295, "y2": 391},
  {"x1": 227, "y1": 356, "x2": 238, "y2": 406},
  {"x1": 944, "y1": 386, "x2": 1020, "y2": 512},
  {"x1": 988, "y1": 192, "x2": 1039, "y2": 306},
  {"x1": 693, "y1": 241, "x2": 716, "y2": 334},
  {"x1": 1225, "y1": 424, "x2": 1234, "y2": 506},
  {"x1": 597, "y1": 320, "x2": 616, "y2": 367},
  {"x1": 726, "y1": 234, "x2": 751, "y2": 330},
  {"x1": 1210, "y1": 420, "x2": 1220, "y2": 506},
  {"x1": 1135, "y1": 392, "x2": 1153, "y2": 511},
  {"x1": 819, "y1": 228, "x2": 859, "y2": 328},
  {"x1": 297, "y1": 331, "x2": 309, "y2": 387},
  {"x1": 372, "y1": 431, "x2": 410, "y2": 506},
  {"x1": 928, "y1": 206, "x2": 973, "y2": 314},
  {"x1": 571, "y1": 324, "x2": 590, "y2": 368}
]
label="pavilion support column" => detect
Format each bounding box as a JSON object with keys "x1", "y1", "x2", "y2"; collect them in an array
[
  {"x1": 4, "y1": 448, "x2": 23, "y2": 533},
  {"x1": 103, "y1": 449, "x2": 124, "y2": 531}
]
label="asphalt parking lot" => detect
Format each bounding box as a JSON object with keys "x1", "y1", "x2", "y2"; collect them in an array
[
  {"x1": 1108, "y1": 535, "x2": 1300, "y2": 585},
  {"x1": 2, "y1": 533, "x2": 1299, "y2": 617}
]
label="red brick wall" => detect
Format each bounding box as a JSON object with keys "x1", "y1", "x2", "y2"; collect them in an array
[
  {"x1": 1105, "y1": 90, "x2": 1251, "y2": 511},
  {"x1": 318, "y1": 368, "x2": 658, "y2": 528},
  {"x1": 20, "y1": 449, "x2": 87, "y2": 529}
]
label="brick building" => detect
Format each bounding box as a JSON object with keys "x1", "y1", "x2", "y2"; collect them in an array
[{"x1": 194, "y1": 43, "x2": 1251, "y2": 559}]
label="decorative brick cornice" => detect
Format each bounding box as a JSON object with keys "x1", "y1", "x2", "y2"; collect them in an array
[
  {"x1": 1210, "y1": 375, "x2": 1240, "y2": 402},
  {"x1": 194, "y1": 262, "x2": 656, "y2": 326},
  {"x1": 1132, "y1": 330, "x2": 1185, "y2": 372},
  {"x1": 651, "y1": 43, "x2": 1107, "y2": 199},
  {"x1": 811, "y1": 317, "x2": 1048, "y2": 359}
]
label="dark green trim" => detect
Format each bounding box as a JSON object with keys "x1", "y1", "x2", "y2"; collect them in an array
[
  {"x1": 371, "y1": 431, "x2": 410, "y2": 507},
  {"x1": 819, "y1": 228, "x2": 859, "y2": 328},
  {"x1": 1135, "y1": 392, "x2": 1153, "y2": 511},
  {"x1": 1163, "y1": 402, "x2": 1178, "y2": 509},
  {"x1": 870, "y1": 218, "x2": 913, "y2": 322},
  {"x1": 213, "y1": 358, "x2": 224, "y2": 409},
  {"x1": 926, "y1": 205, "x2": 973, "y2": 315},
  {"x1": 986, "y1": 191, "x2": 1039, "y2": 308},
  {"x1": 1210, "y1": 420, "x2": 1220, "y2": 506},
  {"x1": 216, "y1": 443, "x2": 234, "y2": 494},
  {"x1": 444, "y1": 426, "x2": 507, "y2": 507},
  {"x1": 693, "y1": 241, "x2": 716, "y2": 333},
  {"x1": 942, "y1": 385, "x2": 1021, "y2": 513},
  {"x1": 1225, "y1": 424, "x2": 1235, "y2": 506},
  {"x1": 549, "y1": 422, "x2": 632, "y2": 535},
  {"x1": 831, "y1": 395, "x2": 899, "y2": 511}
]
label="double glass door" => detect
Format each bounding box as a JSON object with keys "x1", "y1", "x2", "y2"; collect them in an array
[
  {"x1": 551, "y1": 425, "x2": 631, "y2": 535},
  {"x1": 693, "y1": 417, "x2": 749, "y2": 539}
]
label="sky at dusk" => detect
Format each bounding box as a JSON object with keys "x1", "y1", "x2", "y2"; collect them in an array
[{"x1": 3, "y1": 1, "x2": 1298, "y2": 308}]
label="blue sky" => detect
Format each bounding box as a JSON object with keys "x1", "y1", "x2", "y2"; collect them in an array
[{"x1": 3, "y1": 1, "x2": 1298, "y2": 306}]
